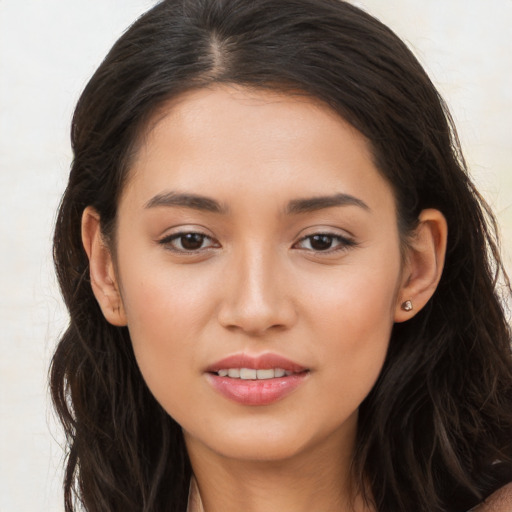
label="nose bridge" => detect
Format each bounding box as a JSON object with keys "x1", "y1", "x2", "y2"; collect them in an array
[
  {"x1": 218, "y1": 240, "x2": 295, "y2": 334},
  {"x1": 240, "y1": 244, "x2": 275, "y2": 306}
]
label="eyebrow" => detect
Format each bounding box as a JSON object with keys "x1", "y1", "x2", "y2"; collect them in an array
[
  {"x1": 144, "y1": 192, "x2": 228, "y2": 213},
  {"x1": 285, "y1": 193, "x2": 370, "y2": 215},
  {"x1": 144, "y1": 191, "x2": 369, "y2": 215}
]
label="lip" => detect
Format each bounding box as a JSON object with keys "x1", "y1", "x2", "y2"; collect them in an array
[
  {"x1": 205, "y1": 353, "x2": 309, "y2": 406},
  {"x1": 205, "y1": 353, "x2": 307, "y2": 373}
]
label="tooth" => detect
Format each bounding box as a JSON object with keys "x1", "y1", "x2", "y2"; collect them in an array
[
  {"x1": 256, "y1": 369, "x2": 275, "y2": 380},
  {"x1": 219, "y1": 367, "x2": 296, "y2": 379},
  {"x1": 240, "y1": 368, "x2": 257, "y2": 380}
]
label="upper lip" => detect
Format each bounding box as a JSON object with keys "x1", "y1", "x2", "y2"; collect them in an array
[{"x1": 205, "y1": 353, "x2": 308, "y2": 373}]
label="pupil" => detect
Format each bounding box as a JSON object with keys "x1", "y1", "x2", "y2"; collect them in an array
[
  {"x1": 310, "y1": 235, "x2": 332, "y2": 250},
  {"x1": 181, "y1": 233, "x2": 204, "y2": 250}
]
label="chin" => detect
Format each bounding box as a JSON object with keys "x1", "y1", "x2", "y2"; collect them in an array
[
  {"x1": 184, "y1": 413, "x2": 353, "y2": 465},
  {"x1": 205, "y1": 436, "x2": 311, "y2": 463}
]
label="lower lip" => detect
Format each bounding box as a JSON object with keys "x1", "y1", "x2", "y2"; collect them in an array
[{"x1": 206, "y1": 372, "x2": 308, "y2": 406}]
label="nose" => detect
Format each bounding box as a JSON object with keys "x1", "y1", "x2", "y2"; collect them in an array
[{"x1": 217, "y1": 246, "x2": 297, "y2": 336}]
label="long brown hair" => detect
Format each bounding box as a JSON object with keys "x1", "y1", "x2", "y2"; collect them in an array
[{"x1": 51, "y1": 1, "x2": 512, "y2": 510}]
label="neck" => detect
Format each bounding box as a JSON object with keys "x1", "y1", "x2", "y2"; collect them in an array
[{"x1": 185, "y1": 427, "x2": 373, "y2": 512}]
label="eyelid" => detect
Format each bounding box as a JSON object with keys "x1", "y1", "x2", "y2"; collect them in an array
[
  {"x1": 156, "y1": 225, "x2": 357, "y2": 255},
  {"x1": 157, "y1": 227, "x2": 220, "y2": 254},
  {"x1": 293, "y1": 230, "x2": 358, "y2": 253}
]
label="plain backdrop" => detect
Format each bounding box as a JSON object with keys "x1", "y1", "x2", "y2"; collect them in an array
[{"x1": 0, "y1": 1, "x2": 511, "y2": 510}]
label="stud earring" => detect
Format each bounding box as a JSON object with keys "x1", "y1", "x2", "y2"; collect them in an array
[{"x1": 401, "y1": 300, "x2": 413, "y2": 312}]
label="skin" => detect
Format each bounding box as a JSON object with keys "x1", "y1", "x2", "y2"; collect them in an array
[{"x1": 83, "y1": 85, "x2": 447, "y2": 512}]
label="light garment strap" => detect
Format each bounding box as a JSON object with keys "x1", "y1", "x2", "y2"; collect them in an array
[{"x1": 187, "y1": 476, "x2": 205, "y2": 512}]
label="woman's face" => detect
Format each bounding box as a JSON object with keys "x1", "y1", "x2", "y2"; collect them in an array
[{"x1": 110, "y1": 86, "x2": 406, "y2": 462}]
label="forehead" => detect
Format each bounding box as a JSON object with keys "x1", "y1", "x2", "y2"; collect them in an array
[{"x1": 122, "y1": 85, "x2": 395, "y2": 214}]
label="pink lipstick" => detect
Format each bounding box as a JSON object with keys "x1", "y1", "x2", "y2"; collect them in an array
[{"x1": 205, "y1": 353, "x2": 309, "y2": 406}]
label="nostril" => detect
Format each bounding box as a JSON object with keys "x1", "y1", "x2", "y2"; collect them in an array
[{"x1": 218, "y1": 298, "x2": 297, "y2": 331}]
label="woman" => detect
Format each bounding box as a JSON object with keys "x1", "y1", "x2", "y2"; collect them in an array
[{"x1": 50, "y1": 0, "x2": 512, "y2": 511}]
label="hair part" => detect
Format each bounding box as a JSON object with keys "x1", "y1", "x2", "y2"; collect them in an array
[{"x1": 51, "y1": 1, "x2": 512, "y2": 511}]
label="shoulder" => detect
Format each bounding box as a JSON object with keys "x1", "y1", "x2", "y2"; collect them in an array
[{"x1": 470, "y1": 482, "x2": 512, "y2": 512}]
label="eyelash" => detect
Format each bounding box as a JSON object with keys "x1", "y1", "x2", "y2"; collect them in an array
[
  {"x1": 294, "y1": 233, "x2": 357, "y2": 253},
  {"x1": 158, "y1": 232, "x2": 219, "y2": 253},
  {"x1": 158, "y1": 231, "x2": 357, "y2": 255}
]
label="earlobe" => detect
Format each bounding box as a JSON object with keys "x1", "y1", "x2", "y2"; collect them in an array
[
  {"x1": 81, "y1": 206, "x2": 127, "y2": 326},
  {"x1": 394, "y1": 209, "x2": 447, "y2": 323}
]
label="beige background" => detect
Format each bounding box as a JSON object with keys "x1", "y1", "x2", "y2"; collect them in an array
[{"x1": 0, "y1": 1, "x2": 510, "y2": 510}]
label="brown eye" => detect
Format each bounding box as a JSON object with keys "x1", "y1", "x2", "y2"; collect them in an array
[
  {"x1": 294, "y1": 233, "x2": 356, "y2": 253},
  {"x1": 180, "y1": 233, "x2": 206, "y2": 250},
  {"x1": 159, "y1": 232, "x2": 218, "y2": 253},
  {"x1": 309, "y1": 235, "x2": 335, "y2": 251}
]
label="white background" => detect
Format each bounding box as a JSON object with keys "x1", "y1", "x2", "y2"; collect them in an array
[{"x1": 1, "y1": 1, "x2": 511, "y2": 510}]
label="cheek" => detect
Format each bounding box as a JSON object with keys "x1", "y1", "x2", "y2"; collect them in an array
[
  {"x1": 301, "y1": 260, "x2": 400, "y2": 398},
  {"x1": 118, "y1": 248, "x2": 219, "y2": 336},
  {"x1": 115, "y1": 258, "x2": 217, "y2": 406},
  {"x1": 302, "y1": 259, "x2": 400, "y2": 338}
]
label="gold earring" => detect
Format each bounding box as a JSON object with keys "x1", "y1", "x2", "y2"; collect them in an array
[{"x1": 401, "y1": 300, "x2": 413, "y2": 312}]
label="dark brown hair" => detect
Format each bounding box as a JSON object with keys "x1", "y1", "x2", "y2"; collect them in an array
[{"x1": 51, "y1": 1, "x2": 512, "y2": 510}]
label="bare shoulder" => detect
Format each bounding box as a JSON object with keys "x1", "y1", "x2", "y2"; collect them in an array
[{"x1": 471, "y1": 482, "x2": 512, "y2": 512}]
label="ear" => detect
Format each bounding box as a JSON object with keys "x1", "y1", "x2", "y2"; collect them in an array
[
  {"x1": 394, "y1": 209, "x2": 447, "y2": 323},
  {"x1": 81, "y1": 206, "x2": 127, "y2": 326}
]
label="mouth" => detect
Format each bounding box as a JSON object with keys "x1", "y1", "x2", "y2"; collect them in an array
[
  {"x1": 205, "y1": 353, "x2": 310, "y2": 405},
  {"x1": 214, "y1": 368, "x2": 298, "y2": 379}
]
